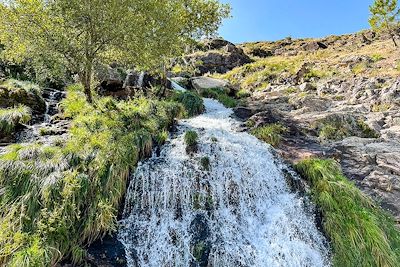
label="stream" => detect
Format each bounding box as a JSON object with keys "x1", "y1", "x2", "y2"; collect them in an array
[{"x1": 118, "y1": 87, "x2": 331, "y2": 267}]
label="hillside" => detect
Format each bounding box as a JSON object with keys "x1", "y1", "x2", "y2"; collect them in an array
[{"x1": 174, "y1": 30, "x2": 400, "y2": 224}]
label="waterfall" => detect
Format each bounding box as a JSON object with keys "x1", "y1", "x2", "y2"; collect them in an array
[
  {"x1": 137, "y1": 71, "x2": 145, "y2": 88},
  {"x1": 119, "y1": 97, "x2": 331, "y2": 267}
]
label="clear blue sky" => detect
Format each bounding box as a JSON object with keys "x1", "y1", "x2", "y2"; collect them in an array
[{"x1": 219, "y1": 0, "x2": 374, "y2": 43}]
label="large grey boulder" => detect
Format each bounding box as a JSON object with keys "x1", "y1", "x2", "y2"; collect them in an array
[{"x1": 191, "y1": 77, "x2": 236, "y2": 95}]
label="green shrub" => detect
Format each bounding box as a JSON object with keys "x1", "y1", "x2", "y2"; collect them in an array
[
  {"x1": 304, "y1": 68, "x2": 331, "y2": 80},
  {"x1": 173, "y1": 91, "x2": 204, "y2": 117},
  {"x1": 296, "y1": 159, "x2": 400, "y2": 267},
  {"x1": 201, "y1": 88, "x2": 237, "y2": 108},
  {"x1": 371, "y1": 54, "x2": 384, "y2": 62},
  {"x1": 0, "y1": 93, "x2": 184, "y2": 265},
  {"x1": 352, "y1": 63, "x2": 368, "y2": 75},
  {"x1": 184, "y1": 130, "x2": 198, "y2": 147},
  {"x1": 0, "y1": 105, "x2": 32, "y2": 136},
  {"x1": 319, "y1": 123, "x2": 348, "y2": 141},
  {"x1": 200, "y1": 156, "x2": 210, "y2": 171},
  {"x1": 236, "y1": 89, "x2": 251, "y2": 98},
  {"x1": 317, "y1": 117, "x2": 378, "y2": 141},
  {"x1": 251, "y1": 123, "x2": 287, "y2": 147}
]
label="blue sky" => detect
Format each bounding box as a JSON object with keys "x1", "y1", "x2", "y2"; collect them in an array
[{"x1": 219, "y1": 0, "x2": 374, "y2": 43}]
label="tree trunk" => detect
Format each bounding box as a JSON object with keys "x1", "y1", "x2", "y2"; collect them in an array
[
  {"x1": 80, "y1": 61, "x2": 93, "y2": 103},
  {"x1": 391, "y1": 33, "x2": 398, "y2": 47}
]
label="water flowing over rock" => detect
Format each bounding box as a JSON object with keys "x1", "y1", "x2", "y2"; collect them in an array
[{"x1": 119, "y1": 98, "x2": 330, "y2": 266}]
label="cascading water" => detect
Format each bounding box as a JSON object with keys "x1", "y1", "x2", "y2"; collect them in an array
[{"x1": 119, "y1": 93, "x2": 331, "y2": 267}]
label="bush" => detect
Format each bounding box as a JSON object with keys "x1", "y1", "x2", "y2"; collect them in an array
[
  {"x1": 172, "y1": 91, "x2": 204, "y2": 117},
  {"x1": 250, "y1": 123, "x2": 287, "y2": 147},
  {"x1": 200, "y1": 156, "x2": 210, "y2": 171},
  {"x1": 0, "y1": 105, "x2": 31, "y2": 137},
  {"x1": 236, "y1": 89, "x2": 251, "y2": 98},
  {"x1": 0, "y1": 91, "x2": 184, "y2": 265},
  {"x1": 296, "y1": 159, "x2": 400, "y2": 267},
  {"x1": 184, "y1": 130, "x2": 198, "y2": 147},
  {"x1": 200, "y1": 88, "x2": 237, "y2": 108}
]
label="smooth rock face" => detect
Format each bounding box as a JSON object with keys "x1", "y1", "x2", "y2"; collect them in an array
[{"x1": 191, "y1": 77, "x2": 233, "y2": 95}]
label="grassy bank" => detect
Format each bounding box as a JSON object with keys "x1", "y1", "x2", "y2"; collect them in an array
[
  {"x1": 296, "y1": 158, "x2": 400, "y2": 267},
  {"x1": 0, "y1": 85, "x2": 194, "y2": 266}
]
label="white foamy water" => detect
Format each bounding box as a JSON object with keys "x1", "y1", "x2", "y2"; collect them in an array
[{"x1": 119, "y1": 98, "x2": 330, "y2": 267}]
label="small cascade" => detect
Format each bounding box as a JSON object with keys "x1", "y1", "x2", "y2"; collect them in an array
[
  {"x1": 170, "y1": 80, "x2": 187, "y2": 92},
  {"x1": 43, "y1": 88, "x2": 62, "y2": 123},
  {"x1": 137, "y1": 71, "x2": 145, "y2": 88},
  {"x1": 119, "y1": 97, "x2": 331, "y2": 267},
  {"x1": 16, "y1": 88, "x2": 67, "y2": 144}
]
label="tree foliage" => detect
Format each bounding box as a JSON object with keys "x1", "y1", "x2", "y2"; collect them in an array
[
  {"x1": 0, "y1": 0, "x2": 230, "y2": 102},
  {"x1": 369, "y1": 0, "x2": 400, "y2": 46}
]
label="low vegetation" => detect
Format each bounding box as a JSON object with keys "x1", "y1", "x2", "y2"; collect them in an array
[
  {"x1": 296, "y1": 158, "x2": 400, "y2": 267},
  {"x1": 0, "y1": 105, "x2": 31, "y2": 137},
  {"x1": 250, "y1": 123, "x2": 287, "y2": 147},
  {"x1": 184, "y1": 130, "x2": 199, "y2": 147},
  {"x1": 1, "y1": 79, "x2": 42, "y2": 95},
  {"x1": 0, "y1": 84, "x2": 185, "y2": 266},
  {"x1": 316, "y1": 117, "x2": 378, "y2": 141},
  {"x1": 172, "y1": 91, "x2": 205, "y2": 117},
  {"x1": 200, "y1": 87, "x2": 237, "y2": 108}
]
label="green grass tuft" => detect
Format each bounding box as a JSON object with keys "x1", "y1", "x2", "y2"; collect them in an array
[
  {"x1": 0, "y1": 105, "x2": 32, "y2": 137},
  {"x1": 200, "y1": 156, "x2": 210, "y2": 171},
  {"x1": 184, "y1": 130, "x2": 198, "y2": 147},
  {"x1": 172, "y1": 91, "x2": 204, "y2": 117},
  {"x1": 295, "y1": 158, "x2": 400, "y2": 267},
  {"x1": 250, "y1": 123, "x2": 287, "y2": 147}
]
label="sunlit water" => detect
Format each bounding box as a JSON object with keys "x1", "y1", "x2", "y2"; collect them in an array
[{"x1": 119, "y1": 97, "x2": 330, "y2": 267}]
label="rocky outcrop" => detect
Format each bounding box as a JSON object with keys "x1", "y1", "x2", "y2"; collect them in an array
[
  {"x1": 184, "y1": 39, "x2": 252, "y2": 75},
  {"x1": 234, "y1": 76, "x2": 400, "y2": 221},
  {"x1": 96, "y1": 65, "x2": 171, "y2": 99}
]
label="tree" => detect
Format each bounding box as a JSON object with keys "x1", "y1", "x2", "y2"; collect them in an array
[
  {"x1": 369, "y1": 0, "x2": 400, "y2": 47},
  {"x1": 0, "y1": 0, "x2": 230, "y2": 102}
]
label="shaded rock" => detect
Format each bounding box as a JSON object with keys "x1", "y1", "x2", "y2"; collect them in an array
[
  {"x1": 85, "y1": 235, "x2": 127, "y2": 267},
  {"x1": 185, "y1": 39, "x2": 252, "y2": 75},
  {"x1": 302, "y1": 41, "x2": 328, "y2": 51},
  {"x1": 202, "y1": 39, "x2": 233, "y2": 50},
  {"x1": 248, "y1": 48, "x2": 273, "y2": 58},
  {"x1": 299, "y1": 82, "x2": 316, "y2": 92}
]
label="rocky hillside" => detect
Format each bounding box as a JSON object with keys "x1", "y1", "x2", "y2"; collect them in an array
[{"x1": 174, "y1": 30, "x2": 400, "y2": 223}]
